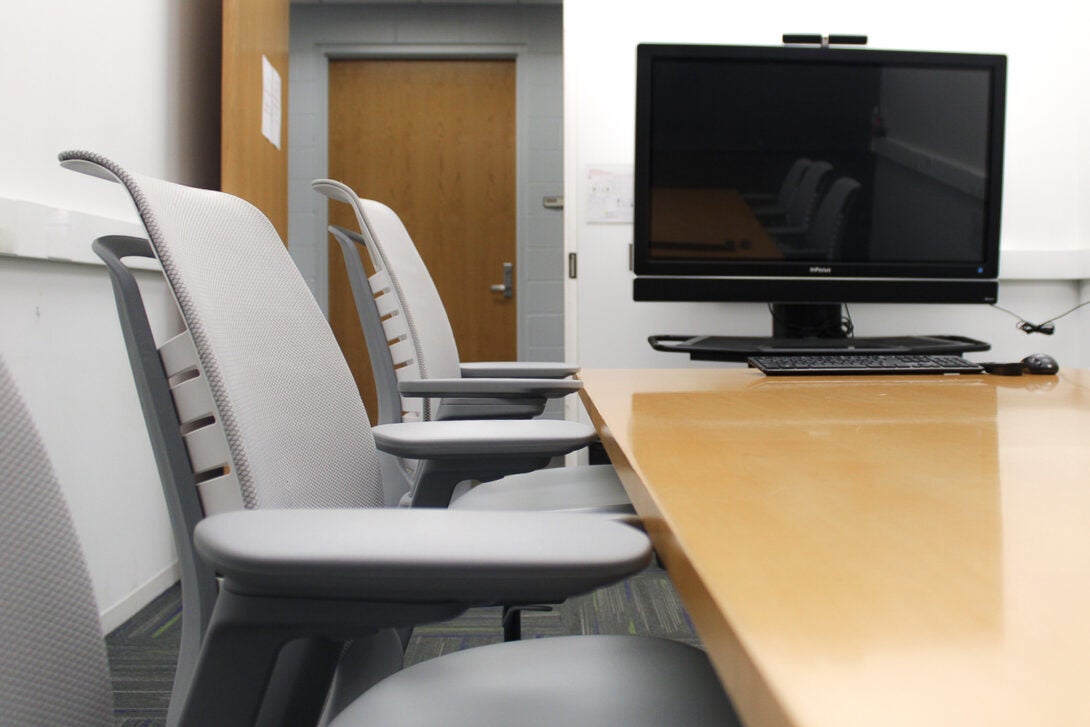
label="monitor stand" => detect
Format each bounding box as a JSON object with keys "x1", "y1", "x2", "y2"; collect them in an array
[
  {"x1": 649, "y1": 303, "x2": 991, "y2": 362},
  {"x1": 770, "y1": 303, "x2": 850, "y2": 339}
]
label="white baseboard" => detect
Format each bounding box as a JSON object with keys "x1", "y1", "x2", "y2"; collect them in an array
[{"x1": 100, "y1": 561, "x2": 180, "y2": 634}]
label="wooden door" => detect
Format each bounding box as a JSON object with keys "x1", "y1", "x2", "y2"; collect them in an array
[
  {"x1": 221, "y1": 0, "x2": 289, "y2": 240},
  {"x1": 328, "y1": 59, "x2": 517, "y2": 421}
]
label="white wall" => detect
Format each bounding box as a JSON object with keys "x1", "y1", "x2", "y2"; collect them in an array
[
  {"x1": 0, "y1": 0, "x2": 221, "y2": 630},
  {"x1": 564, "y1": 0, "x2": 1090, "y2": 372},
  {"x1": 2, "y1": 0, "x2": 1087, "y2": 631}
]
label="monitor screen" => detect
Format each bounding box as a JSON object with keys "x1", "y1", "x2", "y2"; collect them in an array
[{"x1": 633, "y1": 44, "x2": 1007, "y2": 312}]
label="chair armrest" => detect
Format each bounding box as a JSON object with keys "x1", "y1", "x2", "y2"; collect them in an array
[
  {"x1": 194, "y1": 509, "x2": 651, "y2": 604},
  {"x1": 371, "y1": 419, "x2": 597, "y2": 459},
  {"x1": 460, "y1": 361, "x2": 580, "y2": 379},
  {"x1": 399, "y1": 378, "x2": 580, "y2": 399}
]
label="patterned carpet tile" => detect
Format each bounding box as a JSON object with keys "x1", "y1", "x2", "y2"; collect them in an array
[{"x1": 105, "y1": 585, "x2": 182, "y2": 726}]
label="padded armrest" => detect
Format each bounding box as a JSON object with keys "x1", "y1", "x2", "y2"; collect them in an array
[
  {"x1": 194, "y1": 509, "x2": 651, "y2": 603},
  {"x1": 371, "y1": 419, "x2": 597, "y2": 459},
  {"x1": 460, "y1": 361, "x2": 580, "y2": 379},
  {"x1": 399, "y1": 377, "x2": 580, "y2": 399}
]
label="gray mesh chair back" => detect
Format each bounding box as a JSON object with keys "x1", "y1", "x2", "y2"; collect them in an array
[
  {"x1": 62, "y1": 151, "x2": 385, "y2": 513},
  {"x1": 315, "y1": 213, "x2": 422, "y2": 428},
  {"x1": 320, "y1": 222, "x2": 423, "y2": 504},
  {"x1": 782, "y1": 160, "x2": 833, "y2": 229},
  {"x1": 314, "y1": 180, "x2": 479, "y2": 502},
  {"x1": 63, "y1": 150, "x2": 391, "y2": 719},
  {"x1": 753, "y1": 157, "x2": 811, "y2": 216},
  {"x1": 0, "y1": 360, "x2": 115, "y2": 726},
  {"x1": 776, "y1": 158, "x2": 812, "y2": 210},
  {"x1": 350, "y1": 201, "x2": 464, "y2": 385},
  {"x1": 807, "y1": 177, "x2": 861, "y2": 259},
  {"x1": 314, "y1": 180, "x2": 462, "y2": 425}
]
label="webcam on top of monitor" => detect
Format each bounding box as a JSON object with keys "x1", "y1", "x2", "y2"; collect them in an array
[{"x1": 782, "y1": 34, "x2": 869, "y2": 47}]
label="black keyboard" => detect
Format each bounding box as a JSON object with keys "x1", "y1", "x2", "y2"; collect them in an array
[{"x1": 748, "y1": 354, "x2": 985, "y2": 376}]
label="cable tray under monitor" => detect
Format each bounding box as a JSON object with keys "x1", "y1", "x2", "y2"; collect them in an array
[{"x1": 649, "y1": 334, "x2": 990, "y2": 363}]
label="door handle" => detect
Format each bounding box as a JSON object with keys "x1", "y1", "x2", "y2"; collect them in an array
[{"x1": 490, "y1": 262, "x2": 514, "y2": 299}]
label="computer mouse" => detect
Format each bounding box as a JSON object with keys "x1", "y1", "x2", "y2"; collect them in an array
[{"x1": 1021, "y1": 353, "x2": 1059, "y2": 375}]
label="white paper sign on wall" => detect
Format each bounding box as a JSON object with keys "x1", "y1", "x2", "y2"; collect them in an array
[{"x1": 261, "y1": 55, "x2": 282, "y2": 150}]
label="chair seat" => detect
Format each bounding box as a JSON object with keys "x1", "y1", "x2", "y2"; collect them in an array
[
  {"x1": 330, "y1": 634, "x2": 741, "y2": 727},
  {"x1": 450, "y1": 464, "x2": 633, "y2": 516}
]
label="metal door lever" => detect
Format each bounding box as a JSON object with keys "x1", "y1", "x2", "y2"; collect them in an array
[{"x1": 490, "y1": 262, "x2": 514, "y2": 298}]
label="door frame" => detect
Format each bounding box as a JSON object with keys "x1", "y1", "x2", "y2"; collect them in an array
[{"x1": 306, "y1": 43, "x2": 532, "y2": 359}]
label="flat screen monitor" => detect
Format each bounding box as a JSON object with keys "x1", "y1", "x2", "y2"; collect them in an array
[{"x1": 633, "y1": 43, "x2": 1007, "y2": 339}]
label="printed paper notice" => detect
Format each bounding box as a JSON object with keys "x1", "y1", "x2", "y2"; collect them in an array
[
  {"x1": 261, "y1": 55, "x2": 282, "y2": 150},
  {"x1": 585, "y1": 166, "x2": 633, "y2": 223}
]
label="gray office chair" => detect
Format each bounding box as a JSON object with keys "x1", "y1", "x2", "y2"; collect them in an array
[
  {"x1": 806, "y1": 177, "x2": 861, "y2": 259},
  {"x1": 775, "y1": 177, "x2": 861, "y2": 260},
  {"x1": 0, "y1": 360, "x2": 114, "y2": 724},
  {"x1": 316, "y1": 180, "x2": 579, "y2": 428},
  {"x1": 316, "y1": 198, "x2": 635, "y2": 643},
  {"x1": 79, "y1": 162, "x2": 624, "y2": 672},
  {"x1": 765, "y1": 160, "x2": 833, "y2": 237},
  {"x1": 53, "y1": 150, "x2": 740, "y2": 725},
  {"x1": 314, "y1": 179, "x2": 630, "y2": 514},
  {"x1": 748, "y1": 157, "x2": 812, "y2": 217},
  {"x1": 70, "y1": 147, "x2": 623, "y2": 706},
  {"x1": 0, "y1": 358, "x2": 740, "y2": 726}
]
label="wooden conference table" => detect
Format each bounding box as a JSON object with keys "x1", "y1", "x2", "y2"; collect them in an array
[{"x1": 577, "y1": 368, "x2": 1090, "y2": 727}]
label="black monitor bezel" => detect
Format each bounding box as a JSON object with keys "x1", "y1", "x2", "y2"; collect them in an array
[{"x1": 632, "y1": 43, "x2": 1007, "y2": 303}]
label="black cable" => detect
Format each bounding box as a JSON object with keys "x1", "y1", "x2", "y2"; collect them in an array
[
  {"x1": 1036, "y1": 300, "x2": 1090, "y2": 326},
  {"x1": 991, "y1": 300, "x2": 1090, "y2": 335},
  {"x1": 842, "y1": 303, "x2": 855, "y2": 338}
]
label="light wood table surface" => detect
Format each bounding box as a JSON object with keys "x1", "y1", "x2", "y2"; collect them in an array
[{"x1": 578, "y1": 368, "x2": 1090, "y2": 727}]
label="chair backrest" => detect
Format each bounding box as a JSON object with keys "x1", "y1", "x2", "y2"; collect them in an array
[
  {"x1": 0, "y1": 360, "x2": 115, "y2": 726},
  {"x1": 321, "y1": 224, "x2": 422, "y2": 505},
  {"x1": 92, "y1": 234, "x2": 226, "y2": 716},
  {"x1": 61, "y1": 151, "x2": 384, "y2": 512},
  {"x1": 325, "y1": 225, "x2": 412, "y2": 427},
  {"x1": 775, "y1": 157, "x2": 812, "y2": 210},
  {"x1": 315, "y1": 180, "x2": 461, "y2": 423},
  {"x1": 807, "y1": 177, "x2": 861, "y2": 259},
  {"x1": 783, "y1": 160, "x2": 832, "y2": 228}
]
